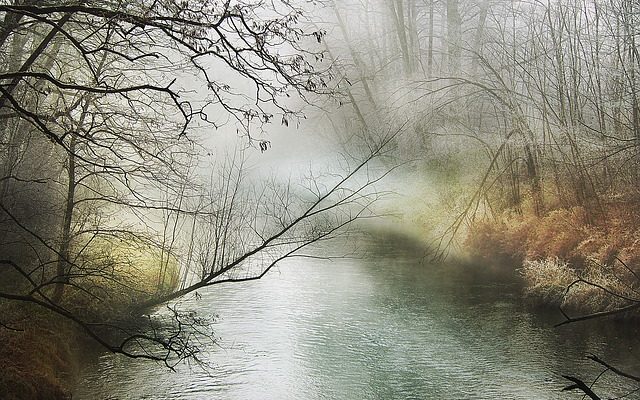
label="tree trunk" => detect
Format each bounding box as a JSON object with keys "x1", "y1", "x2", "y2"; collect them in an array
[
  {"x1": 427, "y1": 0, "x2": 434, "y2": 76},
  {"x1": 388, "y1": 0, "x2": 411, "y2": 75},
  {"x1": 446, "y1": 0, "x2": 461, "y2": 74},
  {"x1": 53, "y1": 135, "x2": 76, "y2": 302},
  {"x1": 332, "y1": 3, "x2": 378, "y2": 109},
  {"x1": 470, "y1": 1, "x2": 488, "y2": 77}
]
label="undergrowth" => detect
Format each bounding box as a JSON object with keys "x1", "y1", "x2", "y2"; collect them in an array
[
  {"x1": 0, "y1": 304, "x2": 78, "y2": 400},
  {"x1": 466, "y1": 202, "x2": 640, "y2": 315},
  {"x1": 0, "y1": 242, "x2": 180, "y2": 400}
]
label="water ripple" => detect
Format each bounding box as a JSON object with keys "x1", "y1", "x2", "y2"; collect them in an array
[{"x1": 74, "y1": 237, "x2": 639, "y2": 400}]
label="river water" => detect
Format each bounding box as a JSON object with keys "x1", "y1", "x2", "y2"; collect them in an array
[{"x1": 74, "y1": 229, "x2": 639, "y2": 399}]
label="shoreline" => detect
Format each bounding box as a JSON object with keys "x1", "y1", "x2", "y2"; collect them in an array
[{"x1": 464, "y1": 202, "x2": 640, "y2": 318}]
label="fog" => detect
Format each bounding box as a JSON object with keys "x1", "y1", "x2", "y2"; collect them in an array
[{"x1": 2, "y1": 1, "x2": 640, "y2": 398}]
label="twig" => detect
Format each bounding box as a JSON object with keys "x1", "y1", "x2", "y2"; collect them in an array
[
  {"x1": 555, "y1": 302, "x2": 640, "y2": 327},
  {"x1": 588, "y1": 354, "x2": 640, "y2": 383},
  {"x1": 562, "y1": 375, "x2": 602, "y2": 400},
  {"x1": 0, "y1": 321, "x2": 23, "y2": 332}
]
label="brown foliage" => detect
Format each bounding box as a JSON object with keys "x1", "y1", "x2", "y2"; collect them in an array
[
  {"x1": 466, "y1": 201, "x2": 640, "y2": 313},
  {"x1": 0, "y1": 309, "x2": 76, "y2": 400},
  {"x1": 525, "y1": 207, "x2": 589, "y2": 265}
]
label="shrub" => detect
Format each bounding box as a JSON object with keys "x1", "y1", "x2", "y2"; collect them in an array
[
  {"x1": 525, "y1": 207, "x2": 589, "y2": 264},
  {"x1": 464, "y1": 212, "x2": 532, "y2": 263},
  {"x1": 520, "y1": 258, "x2": 576, "y2": 306},
  {"x1": 520, "y1": 257, "x2": 640, "y2": 314},
  {"x1": 469, "y1": 200, "x2": 640, "y2": 315}
]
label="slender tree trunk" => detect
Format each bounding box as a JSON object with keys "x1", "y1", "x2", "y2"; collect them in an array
[
  {"x1": 471, "y1": 1, "x2": 488, "y2": 77},
  {"x1": 524, "y1": 144, "x2": 543, "y2": 216},
  {"x1": 427, "y1": 0, "x2": 434, "y2": 76},
  {"x1": 407, "y1": 0, "x2": 419, "y2": 72},
  {"x1": 388, "y1": 0, "x2": 411, "y2": 75},
  {"x1": 322, "y1": 41, "x2": 370, "y2": 132},
  {"x1": 332, "y1": 3, "x2": 378, "y2": 109},
  {"x1": 446, "y1": 0, "x2": 461, "y2": 74},
  {"x1": 52, "y1": 94, "x2": 93, "y2": 302},
  {"x1": 53, "y1": 135, "x2": 76, "y2": 302},
  {"x1": 0, "y1": 12, "x2": 72, "y2": 109}
]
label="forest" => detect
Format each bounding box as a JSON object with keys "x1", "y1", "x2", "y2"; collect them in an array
[{"x1": 0, "y1": 0, "x2": 639, "y2": 399}]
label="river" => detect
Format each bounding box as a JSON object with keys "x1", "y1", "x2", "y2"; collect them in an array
[{"x1": 74, "y1": 228, "x2": 639, "y2": 399}]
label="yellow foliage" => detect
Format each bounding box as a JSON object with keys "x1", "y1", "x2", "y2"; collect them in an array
[
  {"x1": 62, "y1": 239, "x2": 180, "y2": 322},
  {"x1": 0, "y1": 239, "x2": 181, "y2": 399}
]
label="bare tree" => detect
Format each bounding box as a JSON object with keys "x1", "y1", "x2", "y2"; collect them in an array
[{"x1": 0, "y1": 0, "x2": 403, "y2": 368}]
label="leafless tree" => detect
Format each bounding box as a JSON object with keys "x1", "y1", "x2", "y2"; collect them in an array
[{"x1": 0, "y1": 0, "x2": 401, "y2": 367}]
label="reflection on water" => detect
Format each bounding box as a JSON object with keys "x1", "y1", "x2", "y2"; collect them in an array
[{"x1": 74, "y1": 230, "x2": 640, "y2": 399}]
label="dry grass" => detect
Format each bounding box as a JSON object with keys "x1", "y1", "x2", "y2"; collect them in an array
[
  {"x1": 520, "y1": 258, "x2": 576, "y2": 305},
  {"x1": 0, "y1": 240, "x2": 181, "y2": 399},
  {"x1": 0, "y1": 305, "x2": 77, "y2": 400},
  {"x1": 467, "y1": 200, "x2": 640, "y2": 314},
  {"x1": 464, "y1": 213, "x2": 534, "y2": 265},
  {"x1": 520, "y1": 257, "x2": 640, "y2": 314},
  {"x1": 525, "y1": 207, "x2": 589, "y2": 264}
]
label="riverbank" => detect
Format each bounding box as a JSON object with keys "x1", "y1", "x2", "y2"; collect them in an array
[
  {"x1": 465, "y1": 200, "x2": 640, "y2": 315},
  {"x1": 0, "y1": 307, "x2": 81, "y2": 400},
  {"x1": 0, "y1": 245, "x2": 180, "y2": 400}
]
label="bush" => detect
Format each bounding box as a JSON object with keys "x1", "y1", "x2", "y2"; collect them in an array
[
  {"x1": 467, "y1": 201, "x2": 640, "y2": 315},
  {"x1": 465, "y1": 212, "x2": 543, "y2": 265},
  {"x1": 525, "y1": 207, "x2": 589, "y2": 264},
  {"x1": 520, "y1": 257, "x2": 640, "y2": 314},
  {"x1": 520, "y1": 258, "x2": 576, "y2": 306}
]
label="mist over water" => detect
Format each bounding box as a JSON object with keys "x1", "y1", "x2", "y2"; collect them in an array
[
  {"x1": 3, "y1": 0, "x2": 640, "y2": 398},
  {"x1": 74, "y1": 229, "x2": 639, "y2": 400}
]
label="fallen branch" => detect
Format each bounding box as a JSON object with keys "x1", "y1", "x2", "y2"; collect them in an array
[
  {"x1": 588, "y1": 354, "x2": 640, "y2": 383},
  {"x1": 562, "y1": 375, "x2": 601, "y2": 400}
]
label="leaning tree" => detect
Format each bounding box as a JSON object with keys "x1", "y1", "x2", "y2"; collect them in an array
[{"x1": 0, "y1": 0, "x2": 394, "y2": 366}]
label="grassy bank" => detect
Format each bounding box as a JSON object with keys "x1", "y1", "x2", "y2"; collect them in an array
[
  {"x1": 0, "y1": 306, "x2": 79, "y2": 400},
  {"x1": 0, "y1": 243, "x2": 180, "y2": 400},
  {"x1": 465, "y1": 200, "x2": 640, "y2": 316}
]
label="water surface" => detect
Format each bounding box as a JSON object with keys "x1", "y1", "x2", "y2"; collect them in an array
[{"x1": 75, "y1": 230, "x2": 640, "y2": 399}]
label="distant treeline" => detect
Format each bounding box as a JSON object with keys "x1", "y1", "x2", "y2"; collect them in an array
[{"x1": 324, "y1": 0, "x2": 640, "y2": 219}]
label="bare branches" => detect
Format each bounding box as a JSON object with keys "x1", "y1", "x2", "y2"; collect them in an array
[
  {"x1": 135, "y1": 128, "x2": 400, "y2": 310},
  {"x1": 561, "y1": 354, "x2": 640, "y2": 400},
  {"x1": 0, "y1": 0, "x2": 330, "y2": 140},
  {"x1": 554, "y1": 256, "x2": 640, "y2": 327},
  {"x1": 588, "y1": 354, "x2": 640, "y2": 384},
  {"x1": 0, "y1": 0, "x2": 398, "y2": 373},
  {"x1": 0, "y1": 126, "x2": 396, "y2": 365},
  {"x1": 554, "y1": 258, "x2": 640, "y2": 398},
  {"x1": 561, "y1": 375, "x2": 602, "y2": 400},
  {"x1": 555, "y1": 302, "x2": 640, "y2": 327}
]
